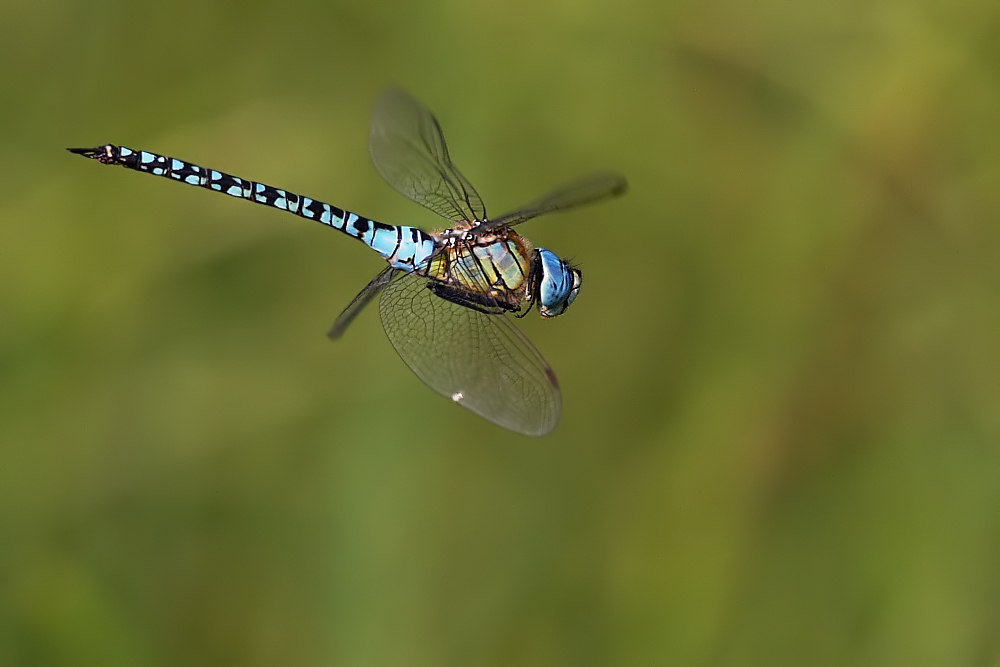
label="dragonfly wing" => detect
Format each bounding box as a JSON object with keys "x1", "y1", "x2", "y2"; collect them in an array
[
  {"x1": 369, "y1": 88, "x2": 486, "y2": 223},
  {"x1": 328, "y1": 267, "x2": 400, "y2": 339},
  {"x1": 483, "y1": 172, "x2": 627, "y2": 231},
  {"x1": 379, "y1": 272, "x2": 560, "y2": 436}
]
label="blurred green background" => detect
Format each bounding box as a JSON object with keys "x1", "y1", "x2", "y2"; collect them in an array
[{"x1": 3, "y1": 0, "x2": 1000, "y2": 664}]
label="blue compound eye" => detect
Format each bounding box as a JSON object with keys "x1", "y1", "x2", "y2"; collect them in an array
[{"x1": 536, "y1": 248, "x2": 581, "y2": 318}]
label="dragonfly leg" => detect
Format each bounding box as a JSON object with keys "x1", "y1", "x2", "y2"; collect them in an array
[{"x1": 427, "y1": 282, "x2": 518, "y2": 316}]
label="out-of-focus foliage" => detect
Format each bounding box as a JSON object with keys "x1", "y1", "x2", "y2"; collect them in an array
[{"x1": 2, "y1": 0, "x2": 1000, "y2": 664}]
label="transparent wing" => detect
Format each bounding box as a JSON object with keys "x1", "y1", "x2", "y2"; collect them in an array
[
  {"x1": 379, "y1": 272, "x2": 560, "y2": 436},
  {"x1": 327, "y1": 267, "x2": 400, "y2": 339},
  {"x1": 481, "y1": 173, "x2": 627, "y2": 231},
  {"x1": 369, "y1": 88, "x2": 487, "y2": 223}
]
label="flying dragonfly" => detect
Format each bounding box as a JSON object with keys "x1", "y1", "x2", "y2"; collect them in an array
[{"x1": 69, "y1": 89, "x2": 627, "y2": 436}]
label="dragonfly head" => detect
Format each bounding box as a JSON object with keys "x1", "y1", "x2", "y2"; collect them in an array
[{"x1": 533, "y1": 248, "x2": 582, "y2": 318}]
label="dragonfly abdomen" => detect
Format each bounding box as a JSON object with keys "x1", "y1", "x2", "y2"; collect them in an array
[{"x1": 68, "y1": 144, "x2": 435, "y2": 270}]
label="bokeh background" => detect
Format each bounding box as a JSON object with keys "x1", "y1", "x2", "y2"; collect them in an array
[{"x1": 3, "y1": 0, "x2": 1000, "y2": 664}]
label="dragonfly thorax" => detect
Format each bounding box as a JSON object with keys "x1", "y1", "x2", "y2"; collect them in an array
[
  {"x1": 423, "y1": 227, "x2": 534, "y2": 313},
  {"x1": 438, "y1": 219, "x2": 486, "y2": 242}
]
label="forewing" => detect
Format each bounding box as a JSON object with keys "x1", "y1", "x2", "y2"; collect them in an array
[
  {"x1": 328, "y1": 267, "x2": 399, "y2": 339},
  {"x1": 369, "y1": 88, "x2": 486, "y2": 223},
  {"x1": 483, "y1": 172, "x2": 627, "y2": 231},
  {"x1": 379, "y1": 273, "x2": 560, "y2": 436}
]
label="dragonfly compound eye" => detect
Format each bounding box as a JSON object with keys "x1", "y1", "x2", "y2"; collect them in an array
[{"x1": 536, "y1": 248, "x2": 580, "y2": 318}]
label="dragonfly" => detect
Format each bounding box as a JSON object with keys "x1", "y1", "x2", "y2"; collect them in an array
[{"x1": 69, "y1": 89, "x2": 627, "y2": 436}]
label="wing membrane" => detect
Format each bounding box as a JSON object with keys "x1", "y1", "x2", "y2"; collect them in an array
[
  {"x1": 369, "y1": 88, "x2": 486, "y2": 223},
  {"x1": 327, "y1": 267, "x2": 399, "y2": 339},
  {"x1": 379, "y1": 272, "x2": 560, "y2": 436},
  {"x1": 483, "y1": 173, "x2": 627, "y2": 231}
]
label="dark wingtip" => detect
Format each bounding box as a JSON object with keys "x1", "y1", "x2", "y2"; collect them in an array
[{"x1": 612, "y1": 175, "x2": 628, "y2": 196}]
